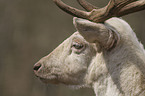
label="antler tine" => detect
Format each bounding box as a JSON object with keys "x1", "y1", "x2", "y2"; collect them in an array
[
  {"x1": 77, "y1": 0, "x2": 98, "y2": 11},
  {"x1": 53, "y1": 0, "x2": 145, "y2": 23},
  {"x1": 88, "y1": 0, "x2": 141, "y2": 22},
  {"x1": 105, "y1": 0, "x2": 138, "y2": 16},
  {"x1": 117, "y1": 0, "x2": 145, "y2": 17},
  {"x1": 53, "y1": 0, "x2": 89, "y2": 19}
]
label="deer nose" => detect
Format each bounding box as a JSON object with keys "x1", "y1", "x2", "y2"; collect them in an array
[{"x1": 33, "y1": 63, "x2": 42, "y2": 72}]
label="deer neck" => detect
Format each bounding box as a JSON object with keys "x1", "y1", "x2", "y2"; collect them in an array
[{"x1": 90, "y1": 43, "x2": 145, "y2": 96}]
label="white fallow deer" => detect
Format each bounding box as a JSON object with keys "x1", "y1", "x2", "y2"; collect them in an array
[{"x1": 33, "y1": 0, "x2": 145, "y2": 96}]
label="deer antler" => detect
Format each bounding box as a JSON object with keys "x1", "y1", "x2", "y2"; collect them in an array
[
  {"x1": 53, "y1": 0, "x2": 145, "y2": 23},
  {"x1": 77, "y1": 0, "x2": 98, "y2": 11},
  {"x1": 117, "y1": 0, "x2": 145, "y2": 16}
]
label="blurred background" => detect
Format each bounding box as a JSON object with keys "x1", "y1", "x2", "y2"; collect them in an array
[{"x1": 0, "y1": 0, "x2": 145, "y2": 96}]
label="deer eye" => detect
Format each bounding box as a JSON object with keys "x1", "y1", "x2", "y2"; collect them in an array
[
  {"x1": 72, "y1": 42, "x2": 84, "y2": 49},
  {"x1": 71, "y1": 42, "x2": 85, "y2": 53}
]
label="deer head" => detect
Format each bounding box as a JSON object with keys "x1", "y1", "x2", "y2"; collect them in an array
[{"x1": 34, "y1": 0, "x2": 145, "y2": 96}]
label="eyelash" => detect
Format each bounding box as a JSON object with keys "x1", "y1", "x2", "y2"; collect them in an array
[
  {"x1": 72, "y1": 42, "x2": 84, "y2": 49},
  {"x1": 71, "y1": 41, "x2": 86, "y2": 54}
]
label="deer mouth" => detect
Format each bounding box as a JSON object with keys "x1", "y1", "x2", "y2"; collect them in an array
[{"x1": 36, "y1": 74, "x2": 59, "y2": 84}]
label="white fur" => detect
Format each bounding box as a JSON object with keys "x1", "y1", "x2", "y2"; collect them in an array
[{"x1": 34, "y1": 18, "x2": 145, "y2": 96}]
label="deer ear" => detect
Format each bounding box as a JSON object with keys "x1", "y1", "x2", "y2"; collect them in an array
[{"x1": 73, "y1": 17, "x2": 118, "y2": 50}]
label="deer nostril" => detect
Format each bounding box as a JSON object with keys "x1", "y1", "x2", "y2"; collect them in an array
[{"x1": 33, "y1": 63, "x2": 41, "y2": 71}]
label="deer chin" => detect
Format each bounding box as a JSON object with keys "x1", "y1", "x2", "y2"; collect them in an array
[{"x1": 38, "y1": 75, "x2": 59, "y2": 84}]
